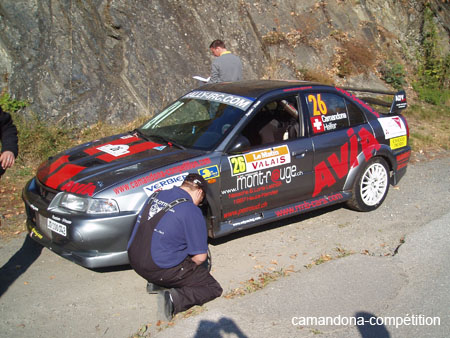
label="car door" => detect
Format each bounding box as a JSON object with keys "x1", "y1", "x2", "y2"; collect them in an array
[
  {"x1": 219, "y1": 94, "x2": 314, "y2": 222},
  {"x1": 302, "y1": 90, "x2": 369, "y2": 197}
]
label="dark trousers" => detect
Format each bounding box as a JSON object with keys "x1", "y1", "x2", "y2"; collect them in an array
[{"x1": 147, "y1": 256, "x2": 222, "y2": 314}]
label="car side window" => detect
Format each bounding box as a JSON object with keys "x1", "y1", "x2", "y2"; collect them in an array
[
  {"x1": 346, "y1": 100, "x2": 366, "y2": 126},
  {"x1": 240, "y1": 96, "x2": 301, "y2": 148},
  {"x1": 305, "y1": 93, "x2": 349, "y2": 134}
]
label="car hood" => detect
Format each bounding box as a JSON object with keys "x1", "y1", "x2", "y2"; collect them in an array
[{"x1": 35, "y1": 133, "x2": 204, "y2": 196}]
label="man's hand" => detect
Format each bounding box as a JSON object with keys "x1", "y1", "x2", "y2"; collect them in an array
[
  {"x1": 0, "y1": 151, "x2": 15, "y2": 170},
  {"x1": 191, "y1": 253, "x2": 207, "y2": 265}
]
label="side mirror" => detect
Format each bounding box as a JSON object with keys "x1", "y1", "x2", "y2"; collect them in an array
[{"x1": 229, "y1": 135, "x2": 250, "y2": 153}]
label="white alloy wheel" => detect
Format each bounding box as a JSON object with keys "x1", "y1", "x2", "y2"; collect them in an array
[{"x1": 360, "y1": 162, "x2": 389, "y2": 206}]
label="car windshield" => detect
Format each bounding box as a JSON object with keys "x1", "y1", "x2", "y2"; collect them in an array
[{"x1": 137, "y1": 94, "x2": 251, "y2": 150}]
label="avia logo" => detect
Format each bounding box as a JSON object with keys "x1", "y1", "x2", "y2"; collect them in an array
[
  {"x1": 313, "y1": 127, "x2": 381, "y2": 197},
  {"x1": 61, "y1": 181, "x2": 96, "y2": 196}
]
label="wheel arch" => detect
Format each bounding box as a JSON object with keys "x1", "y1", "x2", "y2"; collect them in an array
[{"x1": 343, "y1": 145, "x2": 395, "y2": 191}]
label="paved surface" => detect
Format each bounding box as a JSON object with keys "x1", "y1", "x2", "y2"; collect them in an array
[
  {"x1": 0, "y1": 154, "x2": 449, "y2": 337},
  {"x1": 154, "y1": 211, "x2": 450, "y2": 338}
]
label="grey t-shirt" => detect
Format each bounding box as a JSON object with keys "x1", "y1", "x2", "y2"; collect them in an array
[{"x1": 210, "y1": 52, "x2": 243, "y2": 83}]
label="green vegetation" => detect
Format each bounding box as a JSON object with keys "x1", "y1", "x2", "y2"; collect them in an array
[
  {"x1": 413, "y1": 5, "x2": 450, "y2": 105},
  {"x1": 0, "y1": 91, "x2": 27, "y2": 113},
  {"x1": 380, "y1": 60, "x2": 406, "y2": 90}
]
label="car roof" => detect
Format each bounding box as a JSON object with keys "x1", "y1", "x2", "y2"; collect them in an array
[{"x1": 197, "y1": 80, "x2": 323, "y2": 99}]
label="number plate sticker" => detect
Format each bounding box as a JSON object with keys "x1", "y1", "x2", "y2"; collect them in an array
[{"x1": 47, "y1": 218, "x2": 67, "y2": 237}]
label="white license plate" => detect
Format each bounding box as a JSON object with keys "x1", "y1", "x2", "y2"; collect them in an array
[{"x1": 47, "y1": 218, "x2": 67, "y2": 237}]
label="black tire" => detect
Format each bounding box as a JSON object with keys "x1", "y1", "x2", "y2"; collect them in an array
[{"x1": 347, "y1": 157, "x2": 390, "y2": 212}]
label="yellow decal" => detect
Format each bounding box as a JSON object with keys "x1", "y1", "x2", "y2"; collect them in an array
[
  {"x1": 31, "y1": 227, "x2": 43, "y2": 239},
  {"x1": 308, "y1": 94, "x2": 328, "y2": 116},
  {"x1": 230, "y1": 155, "x2": 246, "y2": 175},
  {"x1": 390, "y1": 135, "x2": 407, "y2": 149}
]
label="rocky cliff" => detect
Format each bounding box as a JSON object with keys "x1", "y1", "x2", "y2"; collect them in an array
[{"x1": 0, "y1": 0, "x2": 448, "y2": 127}]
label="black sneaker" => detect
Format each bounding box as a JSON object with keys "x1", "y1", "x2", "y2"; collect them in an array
[
  {"x1": 146, "y1": 282, "x2": 166, "y2": 294},
  {"x1": 163, "y1": 290, "x2": 174, "y2": 321}
]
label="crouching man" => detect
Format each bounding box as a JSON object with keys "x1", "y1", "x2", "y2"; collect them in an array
[{"x1": 128, "y1": 173, "x2": 222, "y2": 320}]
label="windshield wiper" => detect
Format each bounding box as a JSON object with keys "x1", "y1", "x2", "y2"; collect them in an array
[{"x1": 147, "y1": 134, "x2": 186, "y2": 150}]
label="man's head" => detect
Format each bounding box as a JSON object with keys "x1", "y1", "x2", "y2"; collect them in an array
[
  {"x1": 181, "y1": 173, "x2": 207, "y2": 205},
  {"x1": 209, "y1": 39, "x2": 226, "y2": 57}
]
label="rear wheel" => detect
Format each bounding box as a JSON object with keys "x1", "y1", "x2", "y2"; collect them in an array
[{"x1": 347, "y1": 157, "x2": 390, "y2": 212}]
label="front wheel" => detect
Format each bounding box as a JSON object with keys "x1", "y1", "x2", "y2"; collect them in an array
[{"x1": 347, "y1": 157, "x2": 390, "y2": 212}]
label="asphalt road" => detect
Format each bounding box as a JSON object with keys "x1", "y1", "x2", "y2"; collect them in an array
[{"x1": 0, "y1": 153, "x2": 449, "y2": 338}]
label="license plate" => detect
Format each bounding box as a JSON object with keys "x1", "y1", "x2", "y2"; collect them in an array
[{"x1": 47, "y1": 218, "x2": 67, "y2": 237}]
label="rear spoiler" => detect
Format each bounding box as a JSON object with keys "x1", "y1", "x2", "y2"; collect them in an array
[{"x1": 341, "y1": 87, "x2": 407, "y2": 114}]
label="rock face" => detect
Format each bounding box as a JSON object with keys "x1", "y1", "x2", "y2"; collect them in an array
[{"x1": 0, "y1": 0, "x2": 448, "y2": 127}]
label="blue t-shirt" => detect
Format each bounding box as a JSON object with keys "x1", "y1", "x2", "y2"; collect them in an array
[{"x1": 149, "y1": 186, "x2": 208, "y2": 268}]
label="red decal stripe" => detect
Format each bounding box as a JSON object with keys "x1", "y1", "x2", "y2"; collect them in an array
[
  {"x1": 45, "y1": 164, "x2": 87, "y2": 189},
  {"x1": 37, "y1": 155, "x2": 69, "y2": 182}
]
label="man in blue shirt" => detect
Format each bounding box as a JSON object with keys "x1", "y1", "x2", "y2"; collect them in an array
[{"x1": 128, "y1": 173, "x2": 222, "y2": 321}]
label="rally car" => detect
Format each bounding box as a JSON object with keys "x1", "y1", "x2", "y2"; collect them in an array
[{"x1": 22, "y1": 80, "x2": 410, "y2": 268}]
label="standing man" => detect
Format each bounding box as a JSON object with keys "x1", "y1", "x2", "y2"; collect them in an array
[
  {"x1": 128, "y1": 173, "x2": 222, "y2": 321},
  {"x1": 0, "y1": 107, "x2": 18, "y2": 178},
  {"x1": 209, "y1": 39, "x2": 243, "y2": 83}
]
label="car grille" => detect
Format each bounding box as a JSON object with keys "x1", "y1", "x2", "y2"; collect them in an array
[{"x1": 36, "y1": 181, "x2": 57, "y2": 203}]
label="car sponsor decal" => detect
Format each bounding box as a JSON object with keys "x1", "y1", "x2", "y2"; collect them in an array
[
  {"x1": 113, "y1": 158, "x2": 212, "y2": 195},
  {"x1": 275, "y1": 193, "x2": 344, "y2": 217},
  {"x1": 378, "y1": 116, "x2": 407, "y2": 139},
  {"x1": 198, "y1": 165, "x2": 220, "y2": 180},
  {"x1": 60, "y1": 181, "x2": 96, "y2": 196},
  {"x1": 312, "y1": 127, "x2": 381, "y2": 197},
  {"x1": 30, "y1": 226, "x2": 43, "y2": 239},
  {"x1": 97, "y1": 144, "x2": 130, "y2": 157},
  {"x1": 183, "y1": 91, "x2": 254, "y2": 110},
  {"x1": 143, "y1": 173, "x2": 188, "y2": 196},
  {"x1": 335, "y1": 87, "x2": 380, "y2": 117},
  {"x1": 221, "y1": 164, "x2": 304, "y2": 218},
  {"x1": 223, "y1": 202, "x2": 268, "y2": 219},
  {"x1": 393, "y1": 92, "x2": 407, "y2": 110},
  {"x1": 307, "y1": 94, "x2": 348, "y2": 134},
  {"x1": 232, "y1": 215, "x2": 263, "y2": 227},
  {"x1": 390, "y1": 135, "x2": 407, "y2": 149},
  {"x1": 228, "y1": 145, "x2": 290, "y2": 176},
  {"x1": 153, "y1": 145, "x2": 167, "y2": 151}
]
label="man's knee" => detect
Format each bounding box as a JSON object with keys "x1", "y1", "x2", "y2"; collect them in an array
[{"x1": 211, "y1": 281, "x2": 223, "y2": 298}]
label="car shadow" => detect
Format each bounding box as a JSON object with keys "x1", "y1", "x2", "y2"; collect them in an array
[
  {"x1": 0, "y1": 235, "x2": 43, "y2": 297},
  {"x1": 209, "y1": 203, "x2": 343, "y2": 245}
]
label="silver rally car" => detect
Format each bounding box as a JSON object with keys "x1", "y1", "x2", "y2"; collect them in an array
[{"x1": 23, "y1": 80, "x2": 411, "y2": 268}]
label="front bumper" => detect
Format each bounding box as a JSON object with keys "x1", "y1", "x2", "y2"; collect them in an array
[{"x1": 23, "y1": 178, "x2": 138, "y2": 269}]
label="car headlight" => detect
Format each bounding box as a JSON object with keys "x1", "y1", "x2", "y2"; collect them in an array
[{"x1": 52, "y1": 193, "x2": 120, "y2": 214}]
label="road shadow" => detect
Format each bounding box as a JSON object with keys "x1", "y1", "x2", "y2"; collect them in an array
[
  {"x1": 194, "y1": 317, "x2": 248, "y2": 338},
  {"x1": 0, "y1": 235, "x2": 43, "y2": 297},
  {"x1": 355, "y1": 311, "x2": 390, "y2": 338}
]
